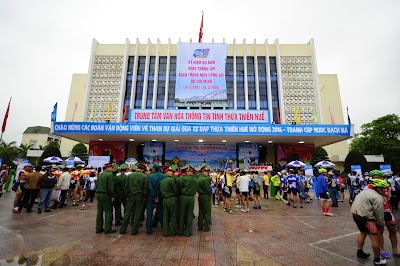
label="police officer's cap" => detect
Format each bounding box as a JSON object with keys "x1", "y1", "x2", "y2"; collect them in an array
[{"x1": 120, "y1": 163, "x2": 129, "y2": 170}]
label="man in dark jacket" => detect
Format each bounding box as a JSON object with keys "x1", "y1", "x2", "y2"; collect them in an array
[
  {"x1": 119, "y1": 164, "x2": 148, "y2": 235},
  {"x1": 146, "y1": 164, "x2": 165, "y2": 234},
  {"x1": 95, "y1": 163, "x2": 115, "y2": 234},
  {"x1": 112, "y1": 164, "x2": 124, "y2": 226},
  {"x1": 38, "y1": 166, "x2": 57, "y2": 213}
]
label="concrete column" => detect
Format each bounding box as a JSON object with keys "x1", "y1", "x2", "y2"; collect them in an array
[
  {"x1": 275, "y1": 39, "x2": 285, "y2": 124},
  {"x1": 309, "y1": 38, "x2": 323, "y2": 123},
  {"x1": 129, "y1": 38, "x2": 140, "y2": 109},
  {"x1": 243, "y1": 39, "x2": 248, "y2": 110},
  {"x1": 141, "y1": 39, "x2": 152, "y2": 109},
  {"x1": 82, "y1": 38, "x2": 98, "y2": 121},
  {"x1": 117, "y1": 38, "x2": 130, "y2": 121},
  {"x1": 164, "y1": 39, "x2": 171, "y2": 109},
  {"x1": 254, "y1": 39, "x2": 260, "y2": 110},
  {"x1": 265, "y1": 39, "x2": 273, "y2": 122},
  {"x1": 152, "y1": 39, "x2": 160, "y2": 109},
  {"x1": 233, "y1": 39, "x2": 237, "y2": 110}
]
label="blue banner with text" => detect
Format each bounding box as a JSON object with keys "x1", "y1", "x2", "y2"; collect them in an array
[{"x1": 54, "y1": 122, "x2": 351, "y2": 137}]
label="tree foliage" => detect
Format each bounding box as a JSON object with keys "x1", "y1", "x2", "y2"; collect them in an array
[
  {"x1": 18, "y1": 143, "x2": 32, "y2": 158},
  {"x1": 71, "y1": 143, "x2": 88, "y2": 161},
  {"x1": 344, "y1": 150, "x2": 368, "y2": 174},
  {"x1": 39, "y1": 141, "x2": 62, "y2": 165},
  {"x1": 310, "y1": 146, "x2": 330, "y2": 166},
  {"x1": 0, "y1": 140, "x2": 19, "y2": 166},
  {"x1": 349, "y1": 114, "x2": 400, "y2": 173}
]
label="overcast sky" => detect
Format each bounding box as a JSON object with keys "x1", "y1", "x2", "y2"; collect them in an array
[{"x1": 1, "y1": 0, "x2": 399, "y2": 145}]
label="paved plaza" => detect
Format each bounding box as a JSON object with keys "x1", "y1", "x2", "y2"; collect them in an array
[{"x1": 0, "y1": 191, "x2": 399, "y2": 266}]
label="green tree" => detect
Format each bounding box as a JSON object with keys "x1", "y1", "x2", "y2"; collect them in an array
[
  {"x1": 71, "y1": 142, "x2": 88, "y2": 161},
  {"x1": 0, "y1": 140, "x2": 19, "y2": 166},
  {"x1": 344, "y1": 150, "x2": 368, "y2": 174},
  {"x1": 39, "y1": 141, "x2": 62, "y2": 165},
  {"x1": 18, "y1": 143, "x2": 32, "y2": 158},
  {"x1": 349, "y1": 114, "x2": 400, "y2": 173},
  {"x1": 310, "y1": 146, "x2": 330, "y2": 167}
]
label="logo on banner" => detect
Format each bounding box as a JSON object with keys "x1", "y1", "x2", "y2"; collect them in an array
[{"x1": 193, "y1": 49, "x2": 210, "y2": 58}]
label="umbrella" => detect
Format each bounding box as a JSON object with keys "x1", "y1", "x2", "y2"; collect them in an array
[
  {"x1": 65, "y1": 156, "x2": 85, "y2": 163},
  {"x1": 314, "y1": 160, "x2": 336, "y2": 168},
  {"x1": 287, "y1": 160, "x2": 306, "y2": 168},
  {"x1": 43, "y1": 156, "x2": 63, "y2": 163},
  {"x1": 12, "y1": 157, "x2": 28, "y2": 165},
  {"x1": 125, "y1": 158, "x2": 138, "y2": 165}
]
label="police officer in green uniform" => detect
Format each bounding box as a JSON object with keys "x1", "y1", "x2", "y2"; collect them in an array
[
  {"x1": 177, "y1": 164, "x2": 197, "y2": 236},
  {"x1": 112, "y1": 164, "x2": 124, "y2": 226},
  {"x1": 119, "y1": 164, "x2": 129, "y2": 209},
  {"x1": 197, "y1": 166, "x2": 212, "y2": 231},
  {"x1": 96, "y1": 163, "x2": 115, "y2": 234},
  {"x1": 160, "y1": 167, "x2": 177, "y2": 237},
  {"x1": 119, "y1": 163, "x2": 148, "y2": 235}
]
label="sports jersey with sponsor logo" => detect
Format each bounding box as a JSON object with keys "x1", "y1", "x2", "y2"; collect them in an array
[{"x1": 287, "y1": 174, "x2": 300, "y2": 189}]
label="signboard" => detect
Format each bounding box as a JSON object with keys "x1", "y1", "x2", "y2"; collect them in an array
[
  {"x1": 175, "y1": 42, "x2": 227, "y2": 107},
  {"x1": 54, "y1": 122, "x2": 351, "y2": 137},
  {"x1": 165, "y1": 142, "x2": 236, "y2": 170},
  {"x1": 380, "y1": 164, "x2": 392, "y2": 173},
  {"x1": 129, "y1": 109, "x2": 269, "y2": 124},
  {"x1": 351, "y1": 165, "x2": 362, "y2": 176},
  {"x1": 88, "y1": 156, "x2": 110, "y2": 169},
  {"x1": 238, "y1": 143, "x2": 259, "y2": 170},
  {"x1": 305, "y1": 165, "x2": 313, "y2": 176},
  {"x1": 143, "y1": 142, "x2": 163, "y2": 165}
]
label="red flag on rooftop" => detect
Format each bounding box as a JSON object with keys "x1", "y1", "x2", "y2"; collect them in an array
[
  {"x1": 198, "y1": 11, "x2": 204, "y2": 43},
  {"x1": 2, "y1": 97, "x2": 11, "y2": 134}
]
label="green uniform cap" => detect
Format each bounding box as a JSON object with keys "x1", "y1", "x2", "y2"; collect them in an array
[
  {"x1": 131, "y1": 165, "x2": 138, "y2": 170},
  {"x1": 112, "y1": 164, "x2": 120, "y2": 172},
  {"x1": 120, "y1": 163, "x2": 129, "y2": 170}
]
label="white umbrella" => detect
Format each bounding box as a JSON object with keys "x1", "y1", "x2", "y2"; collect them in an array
[
  {"x1": 287, "y1": 160, "x2": 306, "y2": 168},
  {"x1": 65, "y1": 156, "x2": 85, "y2": 163},
  {"x1": 43, "y1": 156, "x2": 63, "y2": 163},
  {"x1": 314, "y1": 160, "x2": 336, "y2": 168},
  {"x1": 125, "y1": 158, "x2": 138, "y2": 165}
]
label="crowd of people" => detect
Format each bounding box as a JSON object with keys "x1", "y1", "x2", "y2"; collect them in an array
[{"x1": 2, "y1": 161, "x2": 400, "y2": 265}]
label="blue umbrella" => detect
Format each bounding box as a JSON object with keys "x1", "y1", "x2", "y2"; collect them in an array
[
  {"x1": 314, "y1": 160, "x2": 336, "y2": 168},
  {"x1": 43, "y1": 156, "x2": 63, "y2": 163},
  {"x1": 287, "y1": 160, "x2": 306, "y2": 168},
  {"x1": 65, "y1": 157, "x2": 85, "y2": 163}
]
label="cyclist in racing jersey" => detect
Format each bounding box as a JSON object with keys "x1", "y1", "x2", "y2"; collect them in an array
[
  {"x1": 348, "y1": 171, "x2": 360, "y2": 203},
  {"x1": 365, "y1": 170, "x2": 399, "y2": 260},
  {"x1": 287, "y1": 169, "x2": 302, "y2": 208},
  {"x1": 336, "y1": 175, "x2": 345, "y2": 202},
  {"x1": 280, "y1": 170, "x2": 289, "y2": 204}
]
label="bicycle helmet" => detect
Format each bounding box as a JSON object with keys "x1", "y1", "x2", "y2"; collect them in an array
[
  {"x1": 369, "y1": 178, "x2": 389, "y2": 189},
  {"x1": 369, "y1": 170, "x2": 383, "y2": 177},
  {"x1": 363, "y1": 172, "x2": 369, "y2": 176},
  {"x1": 318, "y1": 168, "x2": 327, "y2": 173},
  {"x1": 383, "y1": 171, "x2": 393, "y2": 177}
]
